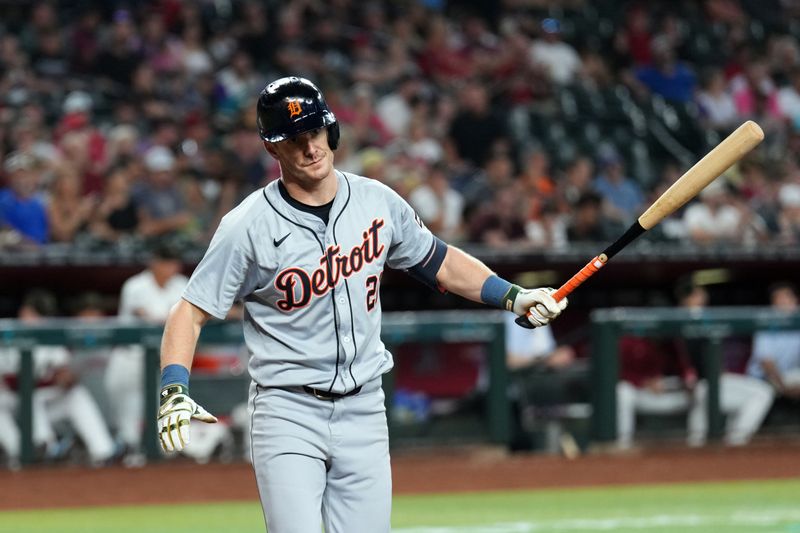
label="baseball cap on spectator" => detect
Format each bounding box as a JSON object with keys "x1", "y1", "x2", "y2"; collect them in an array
[
  {"x1": 144, "y1": 146, "x2": 176, "y2": 172},
  {"x1": 541, "y1": 18, "x2": 561, "y2": 34},
  {"x1": 63, "y1": 91, "x2": 93, "y2": 114},
  {"x1": 779, "y1": 183, "x2": 800, "y2": 207},
  {"x1": 3, "y1": 151, "x2": 36, "y2": 173},
  {"x1": 61, "y1": 113, "x2": 89, "y2": 132}
]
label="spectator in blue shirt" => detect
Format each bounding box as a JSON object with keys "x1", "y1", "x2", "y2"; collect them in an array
[
  {"x1": 0, "y1": 152, "x2": 48, "y2": 245},
  {"x1": 593, "y1": 148, "x2": 645, "y2": 224},
  {"x1": 635, "y1": 36, "x2": 696, "y2": 103}
]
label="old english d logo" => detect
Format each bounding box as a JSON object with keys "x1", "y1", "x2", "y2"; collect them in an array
[{"x1": 287, "y1": 100, "x2": 303, "y2": 118}]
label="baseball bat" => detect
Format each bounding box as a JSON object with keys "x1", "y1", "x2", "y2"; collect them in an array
[{"x1": 517, "y1": 120, "x2": 764, "y2": 327}]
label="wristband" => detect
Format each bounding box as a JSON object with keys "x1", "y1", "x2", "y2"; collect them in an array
[
  {"x1": 160, "y1": 364, "x2": 189, "y2": 389},
  {"x1": 480, "y1": 275, "x2": 522, "y2": 312}
]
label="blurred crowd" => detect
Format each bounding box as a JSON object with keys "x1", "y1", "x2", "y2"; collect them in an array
[{"x1": 2, "y1": 0, "x2": 800, "y2": 254}]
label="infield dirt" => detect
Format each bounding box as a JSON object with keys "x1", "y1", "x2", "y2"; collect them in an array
[{"x1": 2, "y1": 440, "x2": 800, "y2": 510}]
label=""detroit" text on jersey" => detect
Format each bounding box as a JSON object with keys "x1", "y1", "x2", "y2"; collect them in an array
[{"x1": 274, "y1": 219, "x2": 385, "y2": 311}]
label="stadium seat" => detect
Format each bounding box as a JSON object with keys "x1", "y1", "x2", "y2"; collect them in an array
[
  {"x1": 629, "y1": 140, "x2": 657, "y2": 187},
  {"x1": 552, "y1": 140, "x2": 580, "y2": 168},
  {"x1": 558, "y1": 87, "x2": 579, "y2": 121},
  {"x1": 545, "y1": 121, "x2": 569, "y2": 146}
]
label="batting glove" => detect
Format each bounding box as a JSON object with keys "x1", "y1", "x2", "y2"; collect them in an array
[
  {"x1": 157, "y1": 384, "x2": 218, "y2": 453},
  {"x1": 513, "y1": 287, "x2": 568, "y2": 328}
]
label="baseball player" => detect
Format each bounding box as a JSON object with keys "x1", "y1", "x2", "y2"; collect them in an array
[
  {"x1": 156, "y1": 76, "x2": 567, "y2": 533},
  {"x1": 105, "y1": 244, "x2": 188, "y2": 465}
]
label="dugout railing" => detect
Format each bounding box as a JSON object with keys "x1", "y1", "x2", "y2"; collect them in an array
[
  {"x1": 0, "y1": 311, "x2": 508, "y2": 465},
  {"x1": 590, "y1": 307, "x2": 800, "y2": 443}
]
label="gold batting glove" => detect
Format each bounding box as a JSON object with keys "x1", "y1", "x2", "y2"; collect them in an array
[{"x1": 157, "y1": 384, "x2": 218, "y2": 453}]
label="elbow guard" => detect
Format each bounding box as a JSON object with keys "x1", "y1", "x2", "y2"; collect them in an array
[{"x1": 406, "y1": 237, "x2": 448, "y2": 293}]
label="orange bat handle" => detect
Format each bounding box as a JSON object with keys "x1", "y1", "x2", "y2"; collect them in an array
[
  {"x1": 552, "y1": 254, "x2": 608, "y2": 302},
  {"x1": 519, "y1": 254, "x2": 608, "y2": 325}
]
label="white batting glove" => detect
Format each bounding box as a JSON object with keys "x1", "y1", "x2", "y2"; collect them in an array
[
  {"x1": 157, "y1": 384, "x2": 218, "y2": 453},
  {"x1": 512, "y1": 287, "x2": 568, "y2": 328}
]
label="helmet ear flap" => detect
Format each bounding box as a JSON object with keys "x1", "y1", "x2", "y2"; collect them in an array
[{"x1": 327, "y1": 122, "x2": 340, "y2": 150}]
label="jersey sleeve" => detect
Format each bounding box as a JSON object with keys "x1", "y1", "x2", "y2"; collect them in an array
[
  {"x1": 385, "y1": 187, "x2": 435, "y2": 270},
  {"x1": 182, "y1": 215, "x2": 258, "y2": 320}
]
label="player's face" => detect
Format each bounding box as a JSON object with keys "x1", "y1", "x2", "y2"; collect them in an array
[{"x1": 267, "y1": 128, "x2": 334, "y2": 186}]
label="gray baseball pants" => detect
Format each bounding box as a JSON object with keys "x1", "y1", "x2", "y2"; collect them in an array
[{"x1": 248, "y1": 377, "x2": 391, "y2": 533}]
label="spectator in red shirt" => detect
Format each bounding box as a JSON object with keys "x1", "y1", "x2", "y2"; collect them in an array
[
  {"x1": 615, "y1": 5, "x2": 653, "y2": 67},
  {"x1": 417, "y1": 16, "x2": 473, "y2": 82}
]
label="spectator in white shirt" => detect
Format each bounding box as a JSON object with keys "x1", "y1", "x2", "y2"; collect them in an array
[
  {"x1": 529, "y1": 18, "x2": 582, "y2": 85},
  {"x1": 696, "y1": 68, "x2": 739, "y2": 132},
  {"x1": 179, "y1": 24, "x2": 213, "y2": 77},
  {"x1": 406, "y1": 117, "x2": 444, "y2": 165},
  {"x1": 777, "y1": 182, "x2": 800, "y2": 243},
  {"x1": 682, "y1": 179, "x2": 767, "y2": 245},
  {"x1": 375, "y1": 75, "x2": 422, "y2": 138}
]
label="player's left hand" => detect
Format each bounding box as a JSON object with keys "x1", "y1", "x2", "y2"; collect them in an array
[
  {"x1": 513, "y1": 287, "x2": 567, "y2": 328},
  {"x1": 157, "y1": 384, "x2": 218, "y2": 453}
]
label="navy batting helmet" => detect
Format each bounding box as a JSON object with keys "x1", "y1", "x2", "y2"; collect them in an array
[{"x1": 256, "y1": 77, "x2": 340, "y2": 150}]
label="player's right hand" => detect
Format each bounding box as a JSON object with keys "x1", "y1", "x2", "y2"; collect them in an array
[
  {"x1": 157, "y1": 384, "x2": 218, "y2": 452},
  {"x1": 514, "y1": 287, "x2": 568, "y2": 328}
]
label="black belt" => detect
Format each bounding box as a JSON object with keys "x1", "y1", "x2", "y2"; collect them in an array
[{"x1": 303, "y1": 385, "x2": 362, "y2": 401}]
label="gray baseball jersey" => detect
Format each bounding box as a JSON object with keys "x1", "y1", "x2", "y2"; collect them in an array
[{"x1": 183, "y1": 170, "x2": 433, "y2": 392}]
